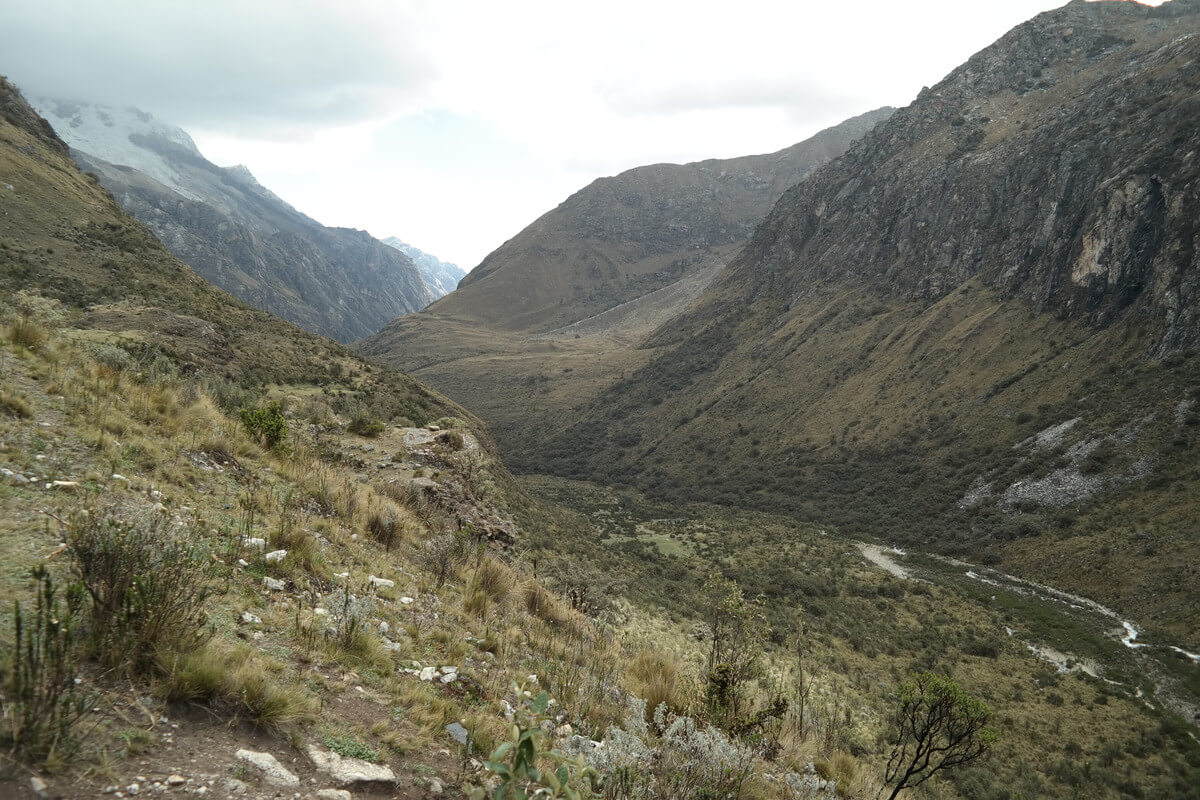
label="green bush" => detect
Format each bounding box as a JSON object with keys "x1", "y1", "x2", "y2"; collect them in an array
[
  {"x1": 347, "y1": 413, "x2": 384, "y2": 438},
  {"x1": 67, "y1": 509, "x2": 217, "y2": 674},
  {"x1": 238, "y1": 401, "x2": 287, "y2": 447}
]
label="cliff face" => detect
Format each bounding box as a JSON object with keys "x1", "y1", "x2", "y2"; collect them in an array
[
  {"x1": 35, "y1": 100, "x2": 434, "y2": 343},
  {"x1": 697, "y1": 0, "x2": 1199, "y2": 353}
]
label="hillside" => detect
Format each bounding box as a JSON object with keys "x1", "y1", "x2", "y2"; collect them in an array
[
  {"x1": 358, "y1": 108, "x2": 894, "y2": 449},
  {"x1": 387, "y1": 106, "x2": 892, "y2": 335},
  {"x1": 522, "y1": 0, "x2": 1200, "y2": 645},
  {"x1": 32, "y1": 99, "x2": 436, "y2": 343}
]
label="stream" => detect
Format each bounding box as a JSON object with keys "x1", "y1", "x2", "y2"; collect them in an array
[{"x1": 856, "y1": 542, "x2": 1200, "y2": 727}]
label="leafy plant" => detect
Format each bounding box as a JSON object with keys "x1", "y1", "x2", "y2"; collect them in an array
[
  {"x1": 239, "y1": 401, "x2": 288, "y2": 448},
  {"x1": 323, "y1": 731, "x2": 381, "y2": 762},
  {"x1": 467, "y1": 687, "x2": 597, "y2": 800},
  {"x1": 882, "y1": 672, "x2": 996, "y2": 800}
]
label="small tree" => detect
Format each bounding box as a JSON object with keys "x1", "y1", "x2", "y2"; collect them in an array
[
  {"x1": 881, "y1": 672, "x2": 996, "y2": 800},
  {"x1": 702, "y1": 574, "x2": 769, "y2": 726}
]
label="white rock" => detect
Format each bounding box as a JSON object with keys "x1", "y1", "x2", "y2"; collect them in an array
[
  {"x1": 419, "y1": 667, "x2": 437, "y2": 681},
  {"x1": 243, "y1": 537, "x2": 266, "y2": 550},
  {"x1": 111, "y1": 473, "x2": 131, "y2": 482},
  {"x1": 316, "y1": 790, "x2": 352, "y2": 800},
  {"x1": 439, "y1": 666, "x2": 457, "y2": 675},
  {"x1": 235, "y1": 749, "x2": 299, "y2": 787},
  {"x1": 333, "y1": 572, "x2": 350, "y2": 582},
  {"x1": 237, "y1": 559, "x2": 250, "y2": 567},
  {"x1": 439, "y1": 673, "x2": 457, "y2": 684},
  {"x1": 264, "y1": 549, "x2": 288, "y2": 563},
  {"x1": 126, "y1": 783, "x2": 140, "y2": 795},
  {"x1": 262, "y1": 576, "x2": 285, "y2": 591},
  {"x1": 400, "y1": 596, "x2": 415, "y2": 605},
  {"x1": 429, "y1": 777, "x2": 444, "y2": 795},
  {"x1": 367, "y1": 576, "x2": 394, "y2": 589},
  {"x1": 378, "y1": 621, "x2": 389, "y2": 635},
  {"x1": 166, "y1": 775, "x2": 186, "y2": 786},
  {"x1": 240, "y1": 612, "x2": 262, "y2": 625},
  {"x1": 29, "y1": 776, "x2": 48, "y2": 796},
  {"x1": 307, "y1": 744, "x2": 395, "y2": 786}
]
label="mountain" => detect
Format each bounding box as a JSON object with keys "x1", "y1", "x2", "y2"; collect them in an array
[
  {"x1": 0, "y1": 78, "x2": 469, "y2": 428},
  {"x1": 381, "y1": 236, "x2": 465, "y2": 297},
  {"x1": 31, "y1": 99, "x2": 435, "y2": 343},
  {"x1": 401, "y1": 106, "x2": 893, "y2": 335},
  {"x1": 517, "y1": 0, "x2": 1200, "y2": 643},
  {"x1": 357, "y1": 108, "x2": 894, "y2": 451}
]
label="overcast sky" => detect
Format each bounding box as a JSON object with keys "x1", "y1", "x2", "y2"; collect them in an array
[{"x1": 2, "y1": 0, "x2": 1154, "y2": 269}]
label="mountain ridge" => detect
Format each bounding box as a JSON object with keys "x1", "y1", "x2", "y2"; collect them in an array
[{"x1": 33, "y1": 99, "x2": 440, "y2": 343}]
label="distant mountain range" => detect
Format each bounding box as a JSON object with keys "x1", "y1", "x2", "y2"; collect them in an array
[
  {"x1": 381, "y1": 237, "x2": 465, "y2": 297},
  {"x1": 33, "y1": 99, "x2": 452, "y2": 343}
]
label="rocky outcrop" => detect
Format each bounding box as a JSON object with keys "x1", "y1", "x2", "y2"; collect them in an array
[{"x1": 704, "y1": 0, "x2": 1200, "y2": 353}]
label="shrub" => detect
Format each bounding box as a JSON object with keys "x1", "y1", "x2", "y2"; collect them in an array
[
  {"x1": 577, "y1": 698, "x2": 755, "y2": 800},
  {"x1": 347, "y1": 413, "x2": 384, "y2": 438},
  {"x1": 0, "y1": 567, "x2": 88, "y2": 764},
  {"x1": 419, "y1": 532, "x2": 466, "y2": 589},
  {"x1": 67, "y1": 508, "x2": 217, "y2": 674},
  {"x1": 238, "y1": 402, "x2": 287, "y2": 448}
]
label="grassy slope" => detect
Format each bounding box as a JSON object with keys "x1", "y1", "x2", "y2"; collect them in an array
[
  {"x1": 528, "y1": 280, "x2": 1200, "y2": 648},
  {"x1": 513, "y1": 475, "x2": 1200, "y2": 800}
]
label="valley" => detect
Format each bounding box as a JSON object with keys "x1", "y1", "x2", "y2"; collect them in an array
[{"x1": 2, "y1": 1, "x2": 1199, "y2": 798}]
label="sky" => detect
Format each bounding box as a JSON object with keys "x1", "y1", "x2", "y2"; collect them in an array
[{"x1": 0, "y1": 0, "x2": 1158, "y2": 269}]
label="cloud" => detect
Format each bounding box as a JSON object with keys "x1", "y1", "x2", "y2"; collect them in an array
[
  {"x1": 602, "y1": 76, "x2": 857, "y2": 120},
  {"x1": 4, "y1": 0, "x2": 436, "y2": 135}
]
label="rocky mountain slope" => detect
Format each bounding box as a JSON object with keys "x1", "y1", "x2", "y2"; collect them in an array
[
  {"x1": 33, "y1": 99, "x2": 436, "y2": 343},
  {"x1": 382, "y1": 237, "x2": 465, "y2": 297},
  {"x1": 357, "y1": 109, "x2": 894, "y2": 454},
  {"x1": 386, "y1": 106, "x2": 892, "y2": 335},
  {"x1": 523, "y1": 0, "x2": 1200, "y2": 643}
]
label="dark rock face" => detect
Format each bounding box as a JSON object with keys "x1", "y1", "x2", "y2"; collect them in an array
[{"x1": 720, "y1": 0, "x2": 1199, "y2": 352}]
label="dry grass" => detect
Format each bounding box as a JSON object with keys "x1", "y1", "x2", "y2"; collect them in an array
[
  {"x1": 625, "y1": 648, "x2": 692, "y2": 719},
  {"x1": 159, "y1": 643, "x2": 317, "y2": 727},
  {"x1": 471, "y1": 557, "x2": 516, "y2": 602}
]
